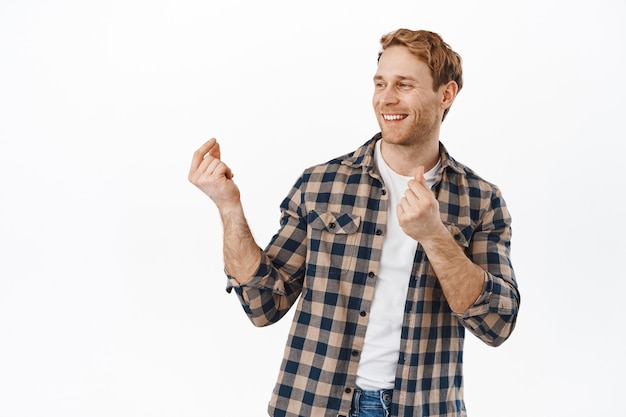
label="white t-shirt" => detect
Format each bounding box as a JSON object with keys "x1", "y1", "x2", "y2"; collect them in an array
[{"x1": 355, "y1": 140, "x2": 440, "y2": 390}]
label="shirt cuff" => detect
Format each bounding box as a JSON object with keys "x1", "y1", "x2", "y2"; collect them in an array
[
  {"x1": 224, "y1": 251, "x2": 269, "y2": 293},
  {"x1": 454, "y1": 270, "x2": 492, "y2": 319}
]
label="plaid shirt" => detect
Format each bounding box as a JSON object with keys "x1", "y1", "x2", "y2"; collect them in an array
[{"x1": 227, "y1": 134, "x2": 520, "y2": 417}]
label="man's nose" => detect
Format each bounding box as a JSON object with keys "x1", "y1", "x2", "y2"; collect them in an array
[{"x1": 379, "y1": 87, "x2": 399, "y2": 105}]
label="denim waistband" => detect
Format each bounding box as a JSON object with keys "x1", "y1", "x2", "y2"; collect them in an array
[{"x1": 351, "y1": 388, "x2": 393, "y2": 416}]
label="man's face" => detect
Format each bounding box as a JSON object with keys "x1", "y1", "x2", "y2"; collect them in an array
[{"x1": 372, "y1": 45, "x2": 445, "y2": 147}]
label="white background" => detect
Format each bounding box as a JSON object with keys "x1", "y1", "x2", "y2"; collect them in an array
[{"x1": 1, "y1": 0, "x2": 625, "y2": 416}]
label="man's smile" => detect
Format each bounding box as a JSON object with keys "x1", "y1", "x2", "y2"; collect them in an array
[{"x1": 382, "y1": 113, "x2": 408, "y2": 121}]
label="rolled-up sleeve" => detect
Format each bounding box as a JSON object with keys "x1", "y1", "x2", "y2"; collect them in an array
[
  {"x1": 224, "y1": 176, "x2": 309, "y2": 327},
  {"x1": 453, "y1": 185, "x2": 520, "y2": 347}
]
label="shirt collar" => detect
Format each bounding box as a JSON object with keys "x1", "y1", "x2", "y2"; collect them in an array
[{"x1": 343, "y1": 132, "x2": 465, "y2": 176}]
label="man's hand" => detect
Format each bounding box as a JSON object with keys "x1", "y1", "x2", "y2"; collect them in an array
[
  {"x1": 398, "y1": 166, "x2": 485, "y2": 314},
  {"x1": 188, "y1": 138, "x2": 240, "y2": 210},
  {"x1": 397, "y1": 166, "x2": 447, "y2": 242},
  {"x1": 188, "y1": 138, "x2": 260, "y2": 282}
]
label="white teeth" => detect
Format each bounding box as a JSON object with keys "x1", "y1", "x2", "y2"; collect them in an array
[{"x1": 383, "y1": 114, "x2": 406, "y2": 121}]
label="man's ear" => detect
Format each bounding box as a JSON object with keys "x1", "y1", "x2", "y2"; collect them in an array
[{"x1": 441, "y1": 80, "x2": 459, "y2": 110}]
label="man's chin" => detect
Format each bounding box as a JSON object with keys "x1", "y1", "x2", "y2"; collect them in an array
[{"x1": 380, "y1": 133, "x2": 407, "y2": 145}]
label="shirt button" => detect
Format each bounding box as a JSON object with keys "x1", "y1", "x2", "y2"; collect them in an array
[
  {"x1": 328, "y1": 222, "x2": 336, "y2": 229},
  {"x1": 351, "y1": 350, "x2": 359, "y2": 357},
  {"x1": 360, "y1": 311, "x2": 366, "y2": 317},
  {"x1": 375, "y1": 229, "x2": 382, "y2": 235},
  {"x1": 381, "y1": 189, "x2": 387, "y2": 195},
  {"x1": 368, "y1": 272, "x2": 375, "y2": 278},
  {"x1": 345, "y1": 387, "x2": 352, "y2": 394}
]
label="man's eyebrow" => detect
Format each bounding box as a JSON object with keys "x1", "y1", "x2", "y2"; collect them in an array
[{"x1": 373, "y1": 74, "x2": 418, "y2": 81}]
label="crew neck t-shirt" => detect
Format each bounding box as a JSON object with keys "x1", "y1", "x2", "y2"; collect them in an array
[{"x1": 356, "y1": 140, "x2": 441, "y2": 390}]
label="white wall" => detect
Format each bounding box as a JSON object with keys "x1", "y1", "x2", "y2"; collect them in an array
[{"x1": 1, "y1": 0, "x2": 624, "y2": 415}]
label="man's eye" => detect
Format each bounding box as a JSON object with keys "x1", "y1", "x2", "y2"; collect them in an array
[{"x1": 399, "y1": 83, "x2": 412, "y2": 90}]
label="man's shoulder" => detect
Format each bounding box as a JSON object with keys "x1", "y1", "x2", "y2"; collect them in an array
[{"x1": 441, "y1": 145, "x2": 501, "y2": 191}]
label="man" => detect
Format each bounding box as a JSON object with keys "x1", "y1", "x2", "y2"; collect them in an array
[{"x1": 189, "y1": 28, "x2": 520, "y2": 417}]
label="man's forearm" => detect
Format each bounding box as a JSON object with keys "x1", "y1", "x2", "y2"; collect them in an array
[
  {"x1": 420, "y1": 224, "x2": 485, "y2": 314},
  {"x1": 219, "y1": 205, "x2": 262, "y2": 284}
]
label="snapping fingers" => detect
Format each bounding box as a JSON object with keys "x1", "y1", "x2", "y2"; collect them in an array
[{"x1": 189, "y1": 138, "x2": 233, "y2": 182}]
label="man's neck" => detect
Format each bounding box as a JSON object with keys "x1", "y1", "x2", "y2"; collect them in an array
[{"x1": 379, "y1": 139, "x2": 440, "y2": 177}]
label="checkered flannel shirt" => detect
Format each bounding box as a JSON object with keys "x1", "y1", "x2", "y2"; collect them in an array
[{"x1": 226, "y1": 134, "x2": 520, "y2": 417}]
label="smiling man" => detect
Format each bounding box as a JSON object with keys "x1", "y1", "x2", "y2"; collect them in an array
[{"x1": 189, "y1": 28, "x2": 520, "y2": 417}]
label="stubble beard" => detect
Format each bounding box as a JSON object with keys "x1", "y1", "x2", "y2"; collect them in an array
[{"x1": 379, "y1": 110, "x2": 439, "y2": 150}]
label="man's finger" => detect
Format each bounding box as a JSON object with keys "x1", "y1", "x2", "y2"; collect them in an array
[
  {"x1": 190, "y1": 138, "x2": 218, "y2": 171},
  {"x1": 402, "y1": 188, "x2": 419, "y2": 207},
  {"x1": 414, "y1": 166, "x2": 426, "y2": 187},
  {"x1": 201, "y1": 156, "x2": 235, "y2": 182},
  {"x1": 208, "y1": 139, "x2": 221, "y2": 160},
  {"x1": 406, "y1": 165, "x2": 431, "y2": 199}
]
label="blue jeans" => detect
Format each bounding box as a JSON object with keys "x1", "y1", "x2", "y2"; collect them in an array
[{"x1": 349, "y1": 388, "x2": 393, "y2": 417}]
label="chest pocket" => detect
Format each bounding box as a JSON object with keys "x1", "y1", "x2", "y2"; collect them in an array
[{"x1": 307, "y1": 210, "x2": 361, "y2": 277}]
